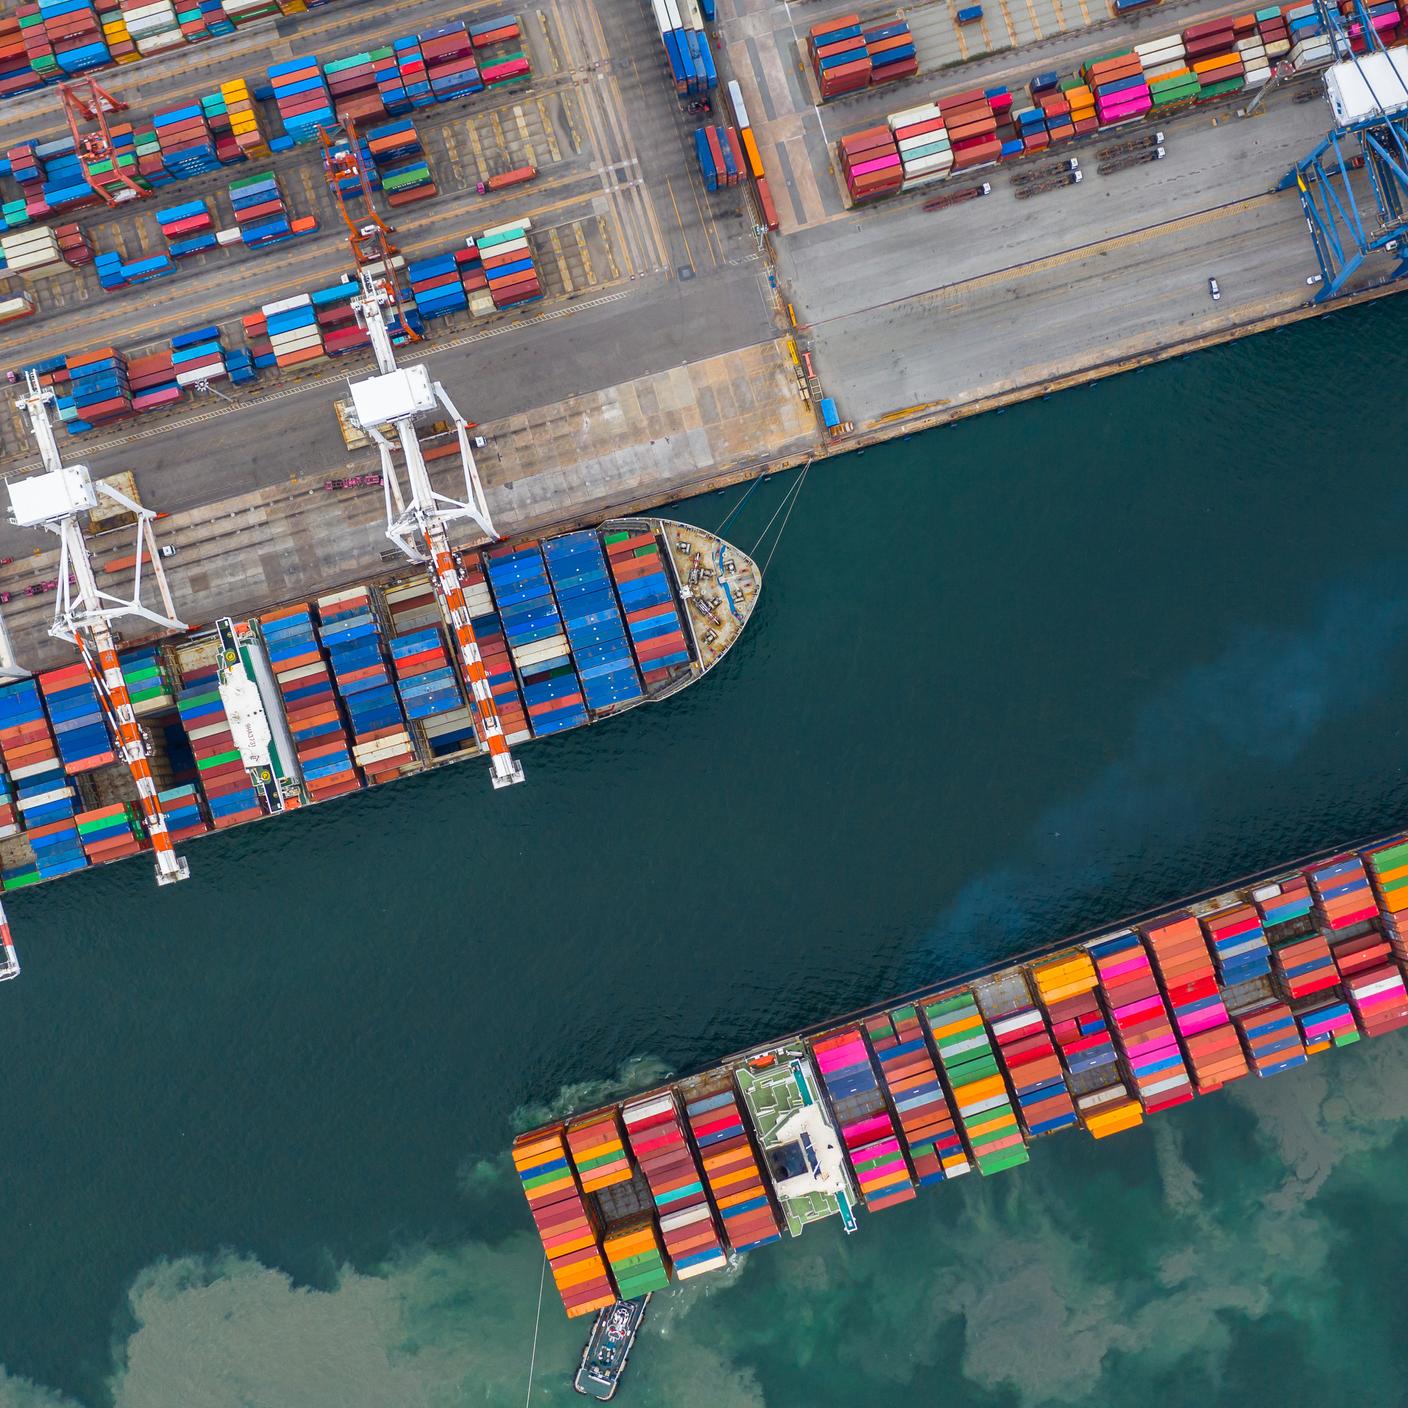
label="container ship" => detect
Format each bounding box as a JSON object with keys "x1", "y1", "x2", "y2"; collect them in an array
[
  {"x1": 514, "y1": 830, "x2": 1408, "y2": 1320},
  {"x1": 0, "y1": 517, "x2": 759, "y2": 898}
]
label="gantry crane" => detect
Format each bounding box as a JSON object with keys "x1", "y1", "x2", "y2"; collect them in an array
[
  {"x1": 59, "y1": 77, "x2": 150, "y2": 206},
  {"x1": 1278, "y1": 0, "x2": 1408, "y2": 299},
  {"x1": 318, "y1": 124, "x2": 524, "y2": 787},
  {"x1": 8, "y1": 373, "x2": 190, "y2": 883}
]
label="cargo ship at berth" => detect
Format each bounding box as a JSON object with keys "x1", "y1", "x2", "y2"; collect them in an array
[
  {"x1": 0, "y1": 518, "x2": 758, "y2": 896},
  {"x1": 514, "y1": 830, "x2": 1408, "y2": 1320}
]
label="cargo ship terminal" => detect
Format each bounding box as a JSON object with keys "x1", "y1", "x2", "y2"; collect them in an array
[{"x1": 0, "y1": 0, "x2": 1403, "y2": 683}]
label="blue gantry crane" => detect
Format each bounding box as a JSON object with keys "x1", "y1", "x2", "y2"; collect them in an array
[{"x1": 1279, "y1": 0, "x2": 1408, "y2": 299}]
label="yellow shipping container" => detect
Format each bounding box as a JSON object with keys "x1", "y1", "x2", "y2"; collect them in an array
[{"x1": 1085, "y1": 1102, "x2": 1143, "y2": 1138}]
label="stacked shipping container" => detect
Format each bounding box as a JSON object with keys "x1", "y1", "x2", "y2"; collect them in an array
[
  {"x1": 681, "y1": 1072, "x2": 783, "y2": 1253},
  {"x1": 989, "y1": 1004, "x2": 1078, "y2": 1135},
  {"x1": 258, "y1": 604, "x2": 361, "y2": 800},
  {"x1": 922, "y1": 990, "x2": 1028, "y2": 1173},
  {"x1": 864, "y1": 1004, "x2": 970, "y2": 1183},
  {"x1": 621, "y1": 1089, "x2": 728, "y2": 1277},
  {"x1": 174, "y1": 667, "x2": 263, "y2": 827},
  {"x1": 809, "y1": 1026, "x2": 916, "y2": 1211},
  {"x1": 1141, "y1": 913, "x2": 1248, "y2": 1093},
  {"x1": 602, "y1": 530, "x2": 692, "y2": 686},
  {"x1": 511, "y1": 1127, "x2": 615, "y2": 1318}
]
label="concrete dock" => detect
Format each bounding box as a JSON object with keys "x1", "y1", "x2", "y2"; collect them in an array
[{"x1": 0, "y1": 0, "x2": 1397, "y2": 671}]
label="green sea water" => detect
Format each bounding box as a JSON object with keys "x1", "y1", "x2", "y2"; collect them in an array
[{"x1": 8, "y1": 296, "x2": 1408, "y2": 1406}]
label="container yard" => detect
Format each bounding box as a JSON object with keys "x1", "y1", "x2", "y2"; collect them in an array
[
  {"x1": 514, "y1": 822, "x2": 1408, "y2": 1328},
  {"x1": 0, "y1": 0, "x2": 1401, "y2": 710}
]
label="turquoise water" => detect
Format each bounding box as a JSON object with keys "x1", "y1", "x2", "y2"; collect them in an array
[{"x1": 7, "y1": 296, "x2": 1408, "y2": 1404}]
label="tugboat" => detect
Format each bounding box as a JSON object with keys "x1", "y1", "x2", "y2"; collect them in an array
[{"x1": 573, "y1": 1295, "x2": 649, "y2": 1401}]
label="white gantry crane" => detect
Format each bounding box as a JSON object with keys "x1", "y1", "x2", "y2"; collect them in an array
[
  {"x1": 343, "y1": 258, "x2": 525, "y2": 788},
  {"x1": 9, "y1": 372, "x2": 190, "y2": 884}
]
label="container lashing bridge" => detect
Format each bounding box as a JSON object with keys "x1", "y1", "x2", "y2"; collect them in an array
[
  {"x1": 319, "y1": 122, "x2": 524, "y2": 788},
  {"x1": 8, "y1": 373, "x2": 191, "y2": 887},
  {"x1": 1280, "y1": 0, "x2": 1408, "y2": 300}
]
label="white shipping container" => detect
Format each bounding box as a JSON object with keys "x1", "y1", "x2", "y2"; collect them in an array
[
  {"x1": 215, "y1": 227, "x2": 243, "y2": 246},
  {"x1": 1137, "y1": 43, "x2": 1186, "y2": 66},
  {"x1": 1244, "y1": 64, "x2": 1272, "y2": 84},
  {"x1": 1134, "y1": 32, "x2": 1181, "y2": 55},
  {"x1": 263, "y1": 292, "x2": 312, "y2": 316},
  {"x1": 888, "y1": 101, "x2": 943, "y2": 128},
  {"x1": 175, "y1": 363, "x2": 227, "y2": 386},
  {"x1": 0, "y1": 294, "x2": 35, "y2": 322},
  {"x1": 900, "y1": 167, "x2": 952, "y2": 190},
  {"x1": 480, "y1": 218, "x2": 532, "y2": 241},
  {"x1": 903, "y1": 152, "x2": 955, "y2": 178},
  {"x1": 1147, "y1": 59, "x2": 1190, "y2": 79},
  {"x1": 899, "y1": 131, "x2": 950, "y2": 152}
]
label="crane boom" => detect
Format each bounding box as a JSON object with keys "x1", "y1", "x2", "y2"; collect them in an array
[{"x1": 10, "y1": 378, "x2": 190, "y2": 883}]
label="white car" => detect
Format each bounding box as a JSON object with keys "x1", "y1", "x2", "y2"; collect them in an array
[{"x1": 1208, "y1": 278, "x2": 1221, "y2": 301}]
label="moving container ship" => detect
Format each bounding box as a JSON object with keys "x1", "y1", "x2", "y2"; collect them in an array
[
  {"x1": 515, "y1": 823, "x2": 1408, "y2": 1317},
  {"x1": 0, "y1": 518, "x2": 759, "y2": 901}
]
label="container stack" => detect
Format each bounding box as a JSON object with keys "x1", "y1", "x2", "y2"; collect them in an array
[
  {"x1": 174, "y1": 673, "x2": 263, "y2": 828},
  {"x1": 1202, "y1": 903, "x2": 1271, "y2": 986},
  {"x1": 620, "y1": 1089, "x2": 728, "y2": 1278},
  {"x1": 1365, "y1": 837, "x2": 1408, "y2": 963},
  {"x1": 1083, "y1": 49, "x2": 1152, "y2": 124},
  {"x1": 39, "y1": 0, "x2": 110, "y2": 74},
  {"x1": 1288, "y1": 4, "x2": 1332, "y2": 68},
  {"x1": 838, "y1": 125, "x2": 902, "y2": 202},
  {"x1": 1269, "y1": 927, "x2": 1338, "y2": 1003},
  {"x1": 652, "y1": 0, "x2": 715, "y2": 97},
  {"x1": 325, "y1": 49, "x2": 390, "y2": 125},
  {"x1": 1141, "y1": 913, "x2": 1248, "y2": 1095},
  {"x1": 157, "y1": 783, "x2": 208, "y2": 840},
  {"x1": 1235, "y1": 29, "x2": 1272, "y2": 85},
  {"x1": 887, "y1": 103, "x2": 951, "y2": 190},
  {"x1": 477, "y1": 220, "x2": 540, "y2": 309},
  {"x1": 989, "y1": 1005, "x2": 1079, "y2": 1136},
  {"x1": 211, "y1": 78, "x2": 269, "y2": 159},
  {"x1": 460, "y1": 554, "x2": 533, "y2": 745},
  {"x1": 680, "y1": 1074, "x2": 783, "y2": 1253},
  {"x1": 864, "y1": 1004, "x2": 970, "y2": 1183},
  {"x1": 371, "y1": 123, "x2": 434, "y2": 206},
  {"x1": 542, "y1": 532, "x2": 643, "y2": 714},
  {"x1": 407, "y1": 253, "x2": 466, "y2": 321},
  {"x1": 420, "y1": 21, "x2": 483, "y2": 100},
  {"x1": 937, "y1": 89, "x2": 1001, "y2": 170},
  {"x1": 389, "y1": 628, "x2": 463, "y2": 729},
  {"x1": 1182, "y1": 17, "x2": 1245, "y2": 97},
  {"x1": 693, "y1": 124, "x2": 743, "y2": 191},
  {"x1": 1234, "y1": 1002, "x2": 1307, "y2": 1077},
  {"x1": 1252, "y1": 874, "x2": 1315, "y2": 938},
  {"x1": 54, "y1": 220, "x2": 92, "y2": 266},
  {"x1": 865, "y1": 20, "x2": 916, "y2": 84},
  {"x1": 1331, "y1": 929, "x2": 1408, "y2": 1038},
  {"x1": 121, "y1": 646, "x2": 174, "y2": 715},
  {"x1": 0, "y1": 679, "x2": 87, "y2": 881},
  {"x1": 511, "y1": 1126, "x2": 615, "y2": 1319},
  {"x1": 151, "y1": 101, "x2": 221, "y2": 179},
  {"x1": 127, "y1": 350, "x2": 181, "y2": 413},
  {"x1": 565, "y1": 1109, "x2": 632, "y2": 1192},
  {"x1": 602, "y1": 529, "x2": 692, "y2": 686},
  {"x1": 1308, "y1": 855, "x2": 1379, "y2": 931},
  {"x1": 807, "y1": 14, "x2": 869, "y2": 98},
  {"x1": 1089, "y1": 931, "x2": 1194, "y2": 1113},
  {"x1": 171, "y1": 327, "x2": 227, "y2": 386},
  {"x1": 1029, "y1": 949, "x2": 1122, "y2": 1088},
  {"x1": 156, "y1": 199, "x2": 216, "y2": 257},
  {"x1": 316, "y1": 587, "x2": 416, "y2": 785},
  {"x1": 1297, "y1": 999, "x2": 1358, "y2": 1054},
  {"x1": 922, "y1": 990, "x2": 1029, "y2": 1175},
  {"x1": 123, "y1": 0, "x2": 182, "y2": 56},
  {"x1": 258, "y1": 603, "x2": 361, "y2": 801},
  {"x1": 1257, "y1": 5, "x2": 1291, "y2": 58},
  {"x1": 484, "y1": 543, "x2": 588, "y2": 736},
  {"x1": 259, "y1": 294, "x2": 325, "y2": 368},
  {"x1": 63, "y1": 347, "x2": 133, "y2": 429},
  {"x1": 809, "y1": 1025, "x2": 917, "y2": 1211},
  {"x1": 268, "y1": 56, "x2": 334, "y2": 143},
  {"x1": 230, "y1": 171, "x2": 315, "y2": 249},
  {"x1": 0, "y1": 18, "x2": 47, "y2": 95},
  {"x1": 74, "y1": 803, "x2": 145, "y2": 863},
  {"x1": 0, "y1": 226, "x2": 67, "y2": 277},
  {"x1": 602, "y1": 1216, "x2": 671, "y2": 1298},
  {"x1": 309, "y1": 282, "x2": 366, "y2": 356},
  {"x1": 37, "y1": 664, "x2": 114, "y2": 773},
  {"x1": 94, "y1": 247, "x2": 177, "y2": 291}
]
